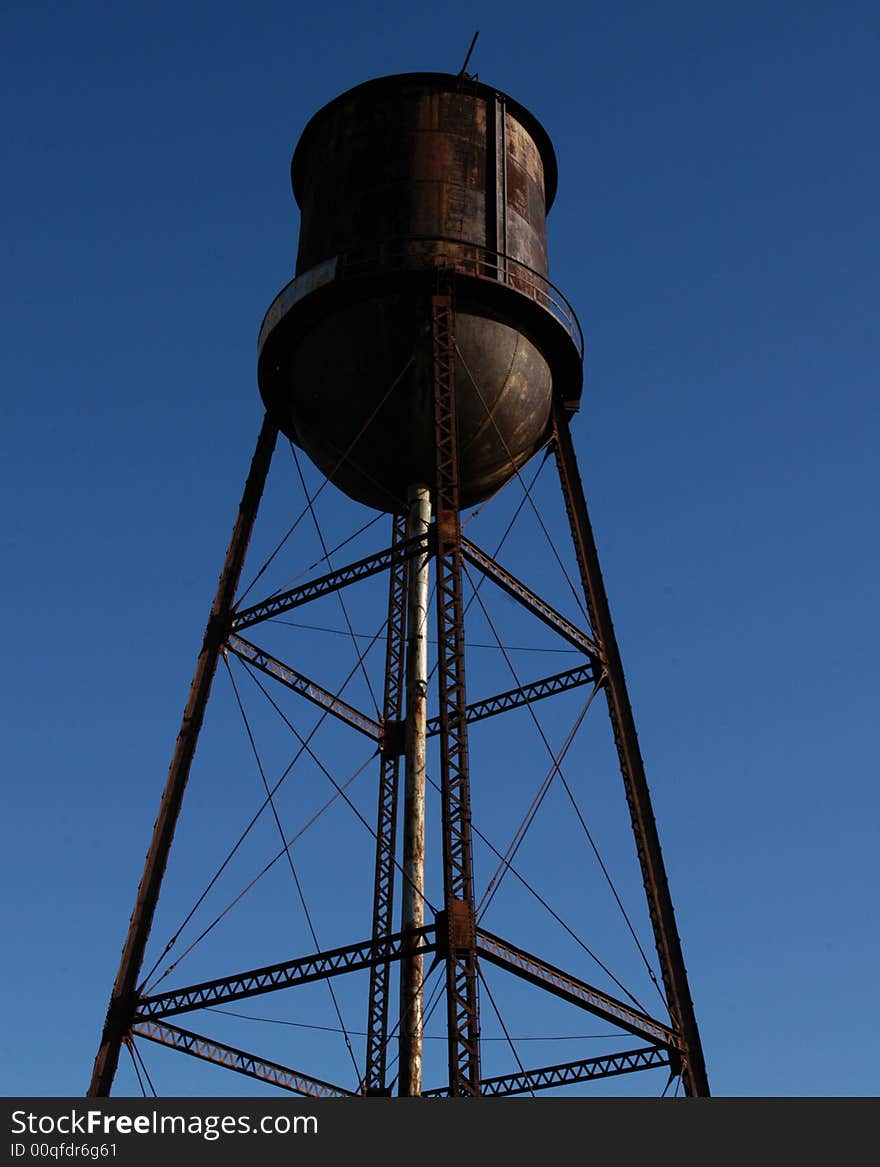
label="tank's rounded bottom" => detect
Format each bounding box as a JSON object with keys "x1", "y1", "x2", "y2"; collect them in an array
[{"x1": 261, "y1": 294, "x2": 553, "y2": 512}]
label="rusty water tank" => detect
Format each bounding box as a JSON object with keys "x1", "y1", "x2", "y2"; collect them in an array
[{"x1": 257, "y1": 72, "x2": 583, "y2": 512}]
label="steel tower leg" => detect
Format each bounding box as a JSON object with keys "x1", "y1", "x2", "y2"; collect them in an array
[
  {"x1": 551, "y1": 401, "x2": 710, "y2": 1097},
  {"x1": 363, "y1": 511, "x2": 408, "y2": 1095},
  {"x1": 88, "y1": 415, "x2": 279, "y2": 1097},
  {"x1": 431, "y1": 290, "x2": 481, "y2": 1095}
]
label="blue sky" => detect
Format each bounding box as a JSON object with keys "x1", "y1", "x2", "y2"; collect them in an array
[{"x1": 1, "y1": 1, "x2": 878, "y2": 1098}]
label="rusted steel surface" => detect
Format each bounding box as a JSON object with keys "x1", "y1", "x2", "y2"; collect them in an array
[
  {"x1": 136, "y1": 926, "x2": 438, "y2": 1021},
  {"x1": 258, "y1": 72, "x2": 582, "y2": 512},
  {"x1": 363, "y1": 512, "x2": 408, "y2": 1095},
  {"x1": 422, "y1": 1046, "x2": 671, "y2": 1098},
  {"x1": 551, "y1": 402, "x2": 710, "y2": 1097},
  {"x1": 291, "y1": 73, "x2": 555, "y2": 276},
  {"x1": 133, "y1": 1021, "x2": 354, "y2": 1099},
  {"x1": 227, "y1": 634, "x2": 381, "y2": 741},
  {"x1": 88, "y1": 416, "x2": 278, "y2": 1098},
  {"x1": 431, "y1": 291, "x2": 481, "y2": 1095},
  {"x1": 258, "y1": 238, "x2": 583, "y2": 361},
  {"x1": 90, "y1": 70, "x2": 712, "y2": 1101},
  {"x1": 231, "y1": 530, "x2": 430, "y2": 629},
  {"x1": 425, "y1": 662, "x2": 598, "y2": 736},
  {"x1": 398, "y1": 486, "x2": 431, "y2": 1096},
  {"x1": 268, "y1": 298, "x2": 556, "y2": 512},
  {"x1": 475, "y1": 928, "x2": 680, "y2": 1050},
  {"x1": 461, "y1": 536, "x2": 599, "y2": 657}
]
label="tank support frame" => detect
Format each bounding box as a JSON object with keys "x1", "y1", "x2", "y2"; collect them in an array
[{"x1": 88, "y1": 293, "x2": 708, "y2": 1099}]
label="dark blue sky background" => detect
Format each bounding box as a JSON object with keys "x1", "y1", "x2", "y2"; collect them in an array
[{"x1": 2, "y1": 1, "x2": 878, "y2": 1097}]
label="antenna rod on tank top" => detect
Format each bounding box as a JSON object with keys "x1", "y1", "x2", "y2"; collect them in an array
[{"x1": 457, "y1": 31, "x2": 480, "y2": 84}]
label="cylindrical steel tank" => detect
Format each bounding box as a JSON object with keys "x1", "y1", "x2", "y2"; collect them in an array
[{"x1": 258, "y1": 72, "x2": 583, "y2": 512}]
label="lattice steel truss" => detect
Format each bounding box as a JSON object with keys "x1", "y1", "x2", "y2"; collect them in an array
[{"x1": 89, "y1": 292, "x2": 709, "y2": 1099}]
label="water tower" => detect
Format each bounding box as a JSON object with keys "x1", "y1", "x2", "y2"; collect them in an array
[{"x1": 89, "y1": 71, "x2": 709, "y2": 1098}]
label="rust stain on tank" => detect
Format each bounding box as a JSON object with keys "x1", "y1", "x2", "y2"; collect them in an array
[{"x1": 258, "y1": 72, "x2": 582, "y2": 512}]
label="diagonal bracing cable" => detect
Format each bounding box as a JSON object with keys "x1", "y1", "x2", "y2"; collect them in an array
[
  {"x1": 224, "y1": 657, "x2": 360, "y2": 1079},
  {"x1": 381, "y1": 959, "x2": 445, "y2": 1093},
  {"x1": 206, "y1": 1005, "x2": 612, "y2": 1043},
  {"x1": 237, "y1": 657, "x2": 439, "y2": 918},
  {"x1": 476, "y1": 685, "x2": 600, "y2": 919},
  {"x1": 274, "y1": 616, "x2": 578, "y2": 655},
  {"x1": 250, "y1": 510, "x2": 386, "y2": 610},
  {"x1": 455, "y1": 340, "x2": 590, "y2": 627},
  {"x1": 465, "y1": 793, "x2": 647, "y2": 1012},
  {"x1": 236, "y1": 356, "x2": 414, "y2": 606},
  {"x1": 477, "y1": 967, "x2": 535, "y2": 1098},
  {"x1": 129, "y1": 1039, "x2": 158, "y2": 1098},
  {"x1": 354, "y1": 953, "x2": 443, "y2": 1095},
  {"x1": 289, "y1": 439, "x2": 381, "y2": 716},
  {"x1": 464, "y1": 562, "x2": 667, "y2": 1010},
  {"x1": 143, "y1": 613, "x2": 443, "y2": 996},
  {"x1": 422, "y1": 450, "x2": 555, "y2": 692},
  {"x1": 142, "y1": 753, "x2": 374, "y2": 995},
  {"x1": 141, "y1": 608, "x2": 395, "y2": 991},
  {"x1": 459, "y1": 446, "x2": 553, "y2": 621},
  {"x1": 125, "y1": 1039, "x2": 148, "y2": 1098},
  {"x1": 554, "y1": 763, "x2": 668, "y2": 1010}
]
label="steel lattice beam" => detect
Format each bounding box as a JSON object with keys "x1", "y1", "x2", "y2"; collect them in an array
[
  {"x1": 461, "y1": 537, "x2": 599, "y2": 659},
  {"x1": 363, "y1": 512, "x2": 409, "y2": 1094},
  {"x1": 231, "y1": 532, "x2": 431, "y2": 631},
  {"x1": 132, "y1": 1019, "x2": 353, "y2": 1098},
  {"x1": 426, "y1": 662, "x2": 598, "y2": 737},
  {"x1": 432, "y1": 290, "x2": 481, "y2": 1096},
  {"x1": 136, "y1": 927, "x2": 437, "y2": 1020},
  {"x1": 227, "y1": 634, "x2": 381, "y2": 742},
  {"x1": 476, "y1": 927, "x2": 679, "y2": 1049},
  {"x1": 422, "y1": 1045, "x2": 670, "y2": 1098}
]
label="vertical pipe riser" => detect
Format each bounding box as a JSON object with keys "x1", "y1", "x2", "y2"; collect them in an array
[{"x1": 399, "y1": 486, "x2": 431, "y2": 1096}]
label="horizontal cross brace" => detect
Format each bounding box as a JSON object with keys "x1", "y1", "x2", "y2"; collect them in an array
[
  {"x1": 227, "y1": 634, "x2": 382, "y2": 741},
  {"x1": 426, "y1": 663, "x2": 598, "y2": 737},
  {"x1": 422, "y1": 1045, "x2": 670, "y2": 1097},
  {"x1": 476, "y1": 927, "x2": 680, "y2": 1050},
  {"x1": 136, "y1": 927, "x2": 437, "y2": 1020},
  {"x1": 232, "y1": 533, "x2": 430, "y2": 631},
  {"x1": 460, "y1": 538, "x2": 600, "y2": 659},
  {"x1": 132, "y1": 1019, "x2": 353, "y2": 1098}
]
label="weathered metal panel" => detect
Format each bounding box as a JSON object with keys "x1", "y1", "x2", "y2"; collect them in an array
[{"x1": 259, "y1": 71, "x2": 581, "y2": 512}]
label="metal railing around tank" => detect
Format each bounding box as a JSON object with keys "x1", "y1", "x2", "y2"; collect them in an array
[{"x1": 259, "y1": 236, "x2": 584, "y2": 361}]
